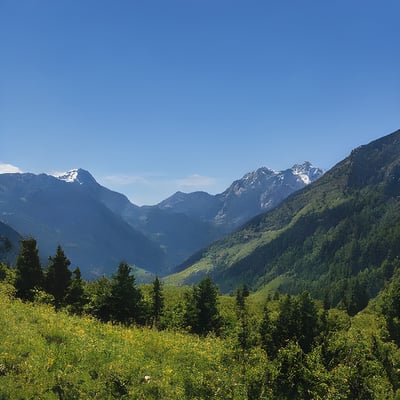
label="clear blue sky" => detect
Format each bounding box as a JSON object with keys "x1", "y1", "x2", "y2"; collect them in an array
[{"x1": 1, "y1": 0, "x2": 399, "y2": 205}]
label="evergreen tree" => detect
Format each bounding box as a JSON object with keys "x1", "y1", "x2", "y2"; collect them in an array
[
  {"x1": 151, "y1": 276, "x2": 164, "y2": 328},
  {"x1": 184, "y1": 276, "x2": 221, "y2": 336},
  {"x1": 296, "y1": 291, "x2": 319, "y2": 353},
  {"x1": 65, "y1": 267, "x2": 86, "y2": 314},
  {"x1": 85, "y1": 275, "x2": 113, "y2": 322},
  {"x1": 260, "y1": 304, "x2": 276, "y2": 358},
  {"x1": 15, "y1": 238, "x2": 44, "y2": 301},
  {"x1": 45, "y1": 245, "x2": 72, "y2": 309},
  {"x1": 235, "y1": 284, "x2": 249, "y2": 312},
  {"x1": 109, "y1": 262, "x2": 143, "y2": 325},
  {"x1": 343, "y1": 276, "x2": 369, "y2": 316},
  {"x1": 274, "y1": 295, "x2": 298, "y2": 349},
  {"x1": 381, "y1": 269, "x2": 400, "y2": 345},
  {"x1": 273, "y1": 292, "x2": 320, "y2": 354},
  {"x1": 235, "y1": 286, "x2": 251, "y2": 353}
]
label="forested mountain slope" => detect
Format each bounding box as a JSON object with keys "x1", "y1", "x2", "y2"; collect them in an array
[
  {"x1": 168, "y1": 129, "x2": 400, "y2": 308},
  {"x1": 0, "y1": 221, "x2": 21, "y2": 265}
]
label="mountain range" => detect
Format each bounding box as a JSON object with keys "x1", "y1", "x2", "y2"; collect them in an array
[
  {"x1": 0, "y1": 162, "x2": 322, "y2": 277},
  {"x1": 166, "y1": 129, "x2": 400, "y2": 306}
]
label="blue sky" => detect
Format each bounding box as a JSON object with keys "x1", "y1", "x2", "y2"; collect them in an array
[{"x1": 1, "y1": 0, "x2": 399, "y2": 205}]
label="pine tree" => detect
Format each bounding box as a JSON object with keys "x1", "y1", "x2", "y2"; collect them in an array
[
  {"x1": 184, "y1": 276, "x2": 221, "y2": 336},
  {"x1": 273, "y1": 292, "x2": 319, "y2": 354},
  {"x1": 109, "y1": 262, "x2": 143, "y2": 325},
  {"x1": 45, "y1": 245, "x2": 72, "y2": 309},
  {"x1": 296, "y1": 291, "x2": 319, "y2": 353},
  {"x1": 235, "y1": 286, "x2": 251, "y2": 353},
  {"x1": 260, "y1": 304, "x2": 276, "y2": 358},
  {"x1": 151, "y1": 276, "x2": 164, "y2": 328},
  {"x1": 274, "y1": 295, "x2": 298, "y2": 349},
  {"x1": 381, "y1": 269, "x2": 400, "y2": 345},
  {"x1": 65, "y1": 267, "x2": 86, "y2": 314},
  {"x1": 15, "y1": 238, "x2": 44, "y2": 301}
]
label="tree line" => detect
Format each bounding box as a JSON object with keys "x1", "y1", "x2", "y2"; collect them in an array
[{"x1": 2, "y1": 237, "x2": 222, "y2": 334}]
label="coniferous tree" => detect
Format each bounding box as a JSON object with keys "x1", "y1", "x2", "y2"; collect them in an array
[
  {"x1": 151, "y1": 276, "x2": 164, "y2": 328},
  {"x1": 235, "y1": 284, "x2": 249, "y2": 312},
  {"x1": 296, "y1": 291, "x2": 319, "y2": 353},
  {"x1": 260, "y1": 304, "x2": 276, "y2": 358},
  {"x1": 274, "y1": 295, "x2": 298, "y2": 349},
  {"x1": 272, "y1": 292, "x2": 320, "y2": 354},
  {"x1": 343, "y1": 277, "x2": 369, "y2": 316},
  {"x1": 109, "y1": 262, "x2": 143, "y2": 325},
  {"x1": 65, "y1": 267, "x2": 86, "y2": 314},
  {"x1": 45, "y1": 245, "x2": 72, "y2": 309},
  {"x1": 235, "y1": 286, "x2": 251, "y2": 353},
  {"x1": 184, "y1": 276, "x2": 221, "y2": 336},
  {"x1": 381, "y1": 269, "x2": 400, "y2": 345},
  {"x1": 15, "y1": 238, "x2": 44, "y2": 301}
]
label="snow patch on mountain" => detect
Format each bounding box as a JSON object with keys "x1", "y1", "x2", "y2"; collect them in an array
[
  {"x1": 54, "y1": 169, "x2": 97, "y2": 185},
  {"x1": 291, "y1": 162, "x2": 323, "y2": 184},
  {"x1": 213, "y1": 161, "x2": 324, "y2": 227},
  {"x1": 55, "y1": 169, "x2": 80, "y2": 183}
]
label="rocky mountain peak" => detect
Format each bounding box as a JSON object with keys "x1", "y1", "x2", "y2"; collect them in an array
[{"x1": 55, "y1": 168, "x2": 97, "y2": 186}]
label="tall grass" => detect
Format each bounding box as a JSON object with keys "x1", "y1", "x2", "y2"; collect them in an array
[{"x1": 0, "y1": 283, "x2": 267, "y2": 399}]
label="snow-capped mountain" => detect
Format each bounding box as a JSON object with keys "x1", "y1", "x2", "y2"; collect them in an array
[
  {"x1": 292, "y1": 161, "x2": 324, "y2": 184},
  {"x1": 0, "y1": 162, "x2": 323, "y2": 277},
  {"x1": 0, "y1": 171, "x2": 165, "y2": 277},
  {"x1": 159, "y1": 162, "x2": 324, "y2": 229},
  {"x1": 54, "y1": 168, "x2": 97, "y2": 185},
  {"x1": 214, "y1": 162, "x2": 323, "y2": 227},
  {"x1": 216, "y1": 161, "x2": 323, "y2": 227}
]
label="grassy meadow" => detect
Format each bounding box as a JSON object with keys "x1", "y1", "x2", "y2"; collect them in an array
[{"x1": 0, "y1": 283, "x2": 267, "y2": 399}]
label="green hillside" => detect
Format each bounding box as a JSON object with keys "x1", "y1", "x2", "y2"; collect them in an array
[
  {"x1": 0, "y1": 282, "x2": 258, "y2": 399},
  {"x1": 166, "y1": 129, "x2": 400, "y2": 307},
  {"x1": 2, "y1": 273, "x2": 400, "y2": 399}
]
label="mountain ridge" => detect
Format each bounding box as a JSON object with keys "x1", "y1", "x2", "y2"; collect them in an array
[
  {"x1": 0, "y1": 161, "x2": 323, "y2": 277},
  {"x1": 0, "y1": 171, "x2": 166, "y2": 277},
  {"x1": 51, "y1": 161, "x2": 323, "y2": 269},
  {"x1": 166, "y1": 129, "x2": 400, "y2": 304}
]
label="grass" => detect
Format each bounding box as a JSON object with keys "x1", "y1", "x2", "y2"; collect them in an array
[{"x1": 0, "y1": 283, "x2": 266, "y2": 399}]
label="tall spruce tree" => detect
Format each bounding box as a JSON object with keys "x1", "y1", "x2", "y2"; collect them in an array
[
  {"x1": 235, "y1": 285, "x2": 251, "y2": 353},
  {"x1": 184, "y1": 276, "x2": 221, "y2": 336},
  {"x1": 15, "y1": 238, "x2": 43, "y2": 301},
  {"x1": 45, "y1": 245, "x2": 72, "y2": 309},
  {"x1": 151, "y1": 276, "x2": 164, "y2": 328},
  {"x1": 65, "y1": 267, "x2": 86, "y2": 314},
  {"x1": 109, "y1": 262, "x2": 143, "y2": 325},
  {"x1": 260, "y1": 304, "x2": 276, "y2": 358},
  {"x1": 296, "y1": 291, "x2": 319, "y2": 353}
]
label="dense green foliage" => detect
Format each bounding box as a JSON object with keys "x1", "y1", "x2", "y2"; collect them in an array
[
  {"x1": 183, "y1": 276, "x2": 221, "y2": 336},
  {"x1": 45, "y1": 245, "x2": 72, "y2": 309},
  {"x1": 151, "y1": 276, "x2": 164, "y2": 328},
  {"x1": 15, "y1": 238, "x2": 44, "y2": 301},
  {"x1": 2, "y1": 235, "x2": 400, "y2": 398},
  {"x1": 2, "y1": 268, "x2": 400, "y2": 399}
]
